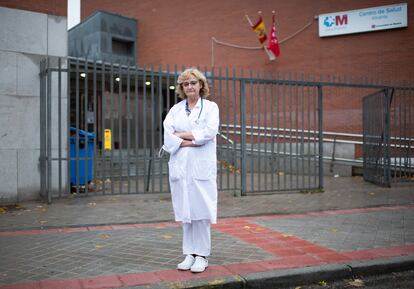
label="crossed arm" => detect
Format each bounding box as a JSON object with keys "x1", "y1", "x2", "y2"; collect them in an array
[{"x1": 174, "y1": 132, "x2": 199, "y2": 147}]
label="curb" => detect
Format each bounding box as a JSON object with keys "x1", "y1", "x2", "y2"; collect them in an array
[{"x1": 136, "y1": 255, "x2": 414, "y2": 289}]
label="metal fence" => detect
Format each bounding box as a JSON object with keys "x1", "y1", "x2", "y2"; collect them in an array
[
  {"x1": 39, "y1": 58, "x2": 413, "y2": 202},
  {"x1": 363, "y1": 88, "x2": 414, "y2": 186}
]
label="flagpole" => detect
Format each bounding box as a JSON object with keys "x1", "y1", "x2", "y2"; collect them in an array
[{"x1": 245, "y1": 13, "x2": 275, "y2": 61}]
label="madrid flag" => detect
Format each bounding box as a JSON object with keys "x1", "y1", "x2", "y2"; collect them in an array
[
  {"x1": 267, "y1": 15, "x2": 280, "y2": 57},
  {"x1": 252, "y1": 15, "x2": 267, "y2": 45}
]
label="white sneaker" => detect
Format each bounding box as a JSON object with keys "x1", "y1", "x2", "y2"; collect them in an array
[
  {"x1": 177, "y1": 255, "x2": 195, "y2": 270},
  {"x1": 190, "y1": 256, "x2": 208, "y2": 273}
]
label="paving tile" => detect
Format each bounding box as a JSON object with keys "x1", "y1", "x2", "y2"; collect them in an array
[
  {"x1": 0, "y1": 224, "x2": 272, "y2": 285},
  {"x1": 253, "y1": 208, "x2": 414, "y2": 252}
]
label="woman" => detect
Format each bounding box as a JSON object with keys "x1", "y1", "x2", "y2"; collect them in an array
[{"x1": 162, "y1": 67, "x2": 219, "y2": 273}]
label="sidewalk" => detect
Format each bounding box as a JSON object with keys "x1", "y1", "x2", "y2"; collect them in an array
[{"x1": 0, "y1": 176, "x2": 413, "y2": 289}]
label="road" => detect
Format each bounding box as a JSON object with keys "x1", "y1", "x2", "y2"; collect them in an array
[{"x1": 287, "y1": 270, "x2": 414, "y2": 289}]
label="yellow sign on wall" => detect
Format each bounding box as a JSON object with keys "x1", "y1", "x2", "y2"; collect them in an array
[{"x1": 104, "y1": 129, "x2": 112, "y2": 150}]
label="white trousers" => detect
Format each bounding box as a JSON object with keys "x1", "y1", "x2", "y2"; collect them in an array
[{"x1": 182, "y1": 220, "x2": 211, "y2": 257}]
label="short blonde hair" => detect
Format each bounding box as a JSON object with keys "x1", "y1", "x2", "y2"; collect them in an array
[{"x1": 176, "y1": 67, "x2": 210, "y2": 99}]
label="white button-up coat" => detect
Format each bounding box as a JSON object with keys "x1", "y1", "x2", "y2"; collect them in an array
[{"x1": 163, "y1": 98, "x2": 219, "y2": 224}]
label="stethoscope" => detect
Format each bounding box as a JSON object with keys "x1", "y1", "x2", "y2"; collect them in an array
[{"x1": 185, "y1": 97, "x2": 203, "y2": 124}]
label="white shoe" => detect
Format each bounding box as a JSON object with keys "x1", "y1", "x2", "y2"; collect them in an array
[
  {"x1": 190, "y1": 256, "x2": 208, "y2": 273},
  {"x1": 177, "y1": 255, "x2": 195, "y2": 270}
]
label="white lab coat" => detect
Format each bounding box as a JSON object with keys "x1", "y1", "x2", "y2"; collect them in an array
[{"x1": 163, "y1": 98, "x2": 219, "y2": 224}]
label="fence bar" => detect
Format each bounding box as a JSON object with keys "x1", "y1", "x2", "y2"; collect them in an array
[
  {"x1": 313, "y1": 84, "x2": 317, "y2": 188},
  {"x1": 385, "y1": 88, "x2": 392, "y2": 186},
  {"x1": 127, "y1": 63, "x2": 131, "y2": 194},
  {"x1": 232, "y1": 68, "x2": 237, "y2": 191},
  {"x1": 100, "y1": 62, "x2": 106, "y2": 194},
  {"x1": 134, "y1": 66, "x2": 139, "y2": 193},
  {"x1": 270, "y1": 73, "x2": 275, "y2": 191},
  {"x1": 225, "y1": 67, "x2": 230, "y2": 189},
  {"x1": 318, "y1": 85, "x2": 324, "y2": 189},
  {"x1": 75, "y1": 59, "x2": 80, "y2": 194},
  {"x1": 47, "y1": 57, "x2": 52, "y2": 203},
  {"x1": 276, "y1": 78, "x2": 281, "y2": 190},
  {"x1": 84, "y1": 58, "x2": 89, "y2": 195},
  {"x1": 249, "y1": 70, "x2": 254, "y2": 191},
  {"x1": 150, "y1": 65, "x2": 155, "y2": 192},
  {"x1": 240, "y1": 79, "x2": 247, "y2": 196},
  {"x1": 118, "y1": 64, "x2": 123, "y2": 194},
  {"x1": 39, "y1": 59, "x2": 45, "y2": 198},
  {"x1": 300, "y1": 75, "x2": 305, "y2": 189},
  {"x1": 110, "y1": 62, "x2": 115, "y2": 194},
  {"x1": 67, "y1": 59, "x2": 71, "y2": 196},
  {"x1": 282, "y1": 78, "x2": 287, "y2": 190},
  {"x1": 92, "y1": 60, "x2": 97, "y2": 194},
  {"x1": 263, "y1": 70, "x2": 268, "y2": 190},
  {"x1": 143, "y1": 66, "x2": 149, "y2": 192},
  {"x1": 158, "y1": 65, "x2": 163, "y2": 193},
  {"x1": 58, "y1": 58, "x2": 62, "y2": 198}
]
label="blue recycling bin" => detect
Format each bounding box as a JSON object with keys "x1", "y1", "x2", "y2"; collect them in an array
[{"x1": 70, "y1": 127, "x2": 94, "y2": 186}]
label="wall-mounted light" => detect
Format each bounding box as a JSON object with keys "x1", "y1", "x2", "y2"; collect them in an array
[
  {"x1": 145, "y1": 81, "x2": 151, "y2": 86},
  {"x1": 115, "y1": 77, "x2": 120, "y2": 82},
  {"x1": 80, "y1": 72, "x2": 86, "y2": 78},
  {"x1": 169, "y1": 85, "x2": 175, "y2": 90}
]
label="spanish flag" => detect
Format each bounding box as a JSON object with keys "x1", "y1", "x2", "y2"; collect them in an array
[{"x1": 252, "y1": 15, "x2": 267, "y2": 46}]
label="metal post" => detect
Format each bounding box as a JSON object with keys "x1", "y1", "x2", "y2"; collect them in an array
[
  {"x1": 317, "y1": 85, "x2": 324, "y2": 190},
  {"x1": 39, "y1": 59, "x2": 46, "y2": 198},
  {"x1": 384, "y1": 88, "x2": 392, "y2": 186},
  {"x1": 240, "y1": 80, "x2": 247, "y2": 196},
  {"x1": 47, "y1": 57, "x2": 52, "y2": 203},
  {"x1": 58, "y1": 58, "x2": 62, "y2": 198}
]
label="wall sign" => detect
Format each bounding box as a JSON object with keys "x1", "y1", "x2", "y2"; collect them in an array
[{"x1": 319, "y1": 3, "x2": 408, "y2": 37}]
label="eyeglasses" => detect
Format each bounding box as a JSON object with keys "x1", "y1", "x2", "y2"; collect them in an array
[{"x1": 182, "y1": 80, "x2": 199, "y2": 87}]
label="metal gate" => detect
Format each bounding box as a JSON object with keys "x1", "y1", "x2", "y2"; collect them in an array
[
  {"x1": 40, "y1": 58, "x2": 325, "y2": 201},
  {"x1": 362, "y1": 87, "x2": 414, "y2": 186}
]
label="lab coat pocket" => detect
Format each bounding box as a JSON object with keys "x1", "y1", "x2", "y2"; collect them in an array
[
  {"x1": 168, "y1": 161, "x2": 183, "y2": 181},
  {"x1": 193, "y1": 159, "x2": 215, "y2": 180}
]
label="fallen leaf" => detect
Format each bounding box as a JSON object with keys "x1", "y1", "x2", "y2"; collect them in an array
[
  {"x1": 368, "y1": 192, "x2": 375, "y2": 196},
  {"x1": 318, "y1": 280, "x2": 327, "y2": 286},
  {"x1": 39, "y1": 220, "x2": 48, "y2": 225},
  {"x1": 95, "y1": 244, "x2": 104, "y2": 249},
  {"x1": 282, "y1": 234, "x2": 293, "y2": 237},
  {"x1": 348, "y1": 279, "x2": 365, "y2": 287},
  {"x1": 294, "y1": 287, "x2": 301, "y2": 289},
  {"x1": 99, "y1": 234, "x2": 111, "y2": 239},
  {"x1": 88, "y1": 202, "x2": 96, "y2": 207},
  {"x1": 331, "y1": 228, "x2": 338, "y2": 233},
  {"x1": 0, "y1": 208, "x2": 7, "y2": 214},
  {"x1": 161, "y1": 235, "x2": 174, "y2": 239},
  {"x1": 255, "y1": 227, "x2": 265, "y2": 231},
  {"x1": 208, "y1": 279, "x2": 225, "y2": 285},
  {"x1": 243, "y1": 226, "x2": 251, "y2": 229}
]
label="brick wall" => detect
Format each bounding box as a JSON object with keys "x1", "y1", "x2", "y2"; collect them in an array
[
  {"x1": 0, "y1": 0, "x2": 66, "y2": 16},
  {"x1": 81, "y1": 0, "x2": 414, "y2": 82}
]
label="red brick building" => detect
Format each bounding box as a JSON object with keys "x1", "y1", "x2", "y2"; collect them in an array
[
  {"x1": 0, "y1": 0, "x2": 66, "y2": 16},
  {"x1": 81, "y1": 0, "x2": 414, "y2": 82}
]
